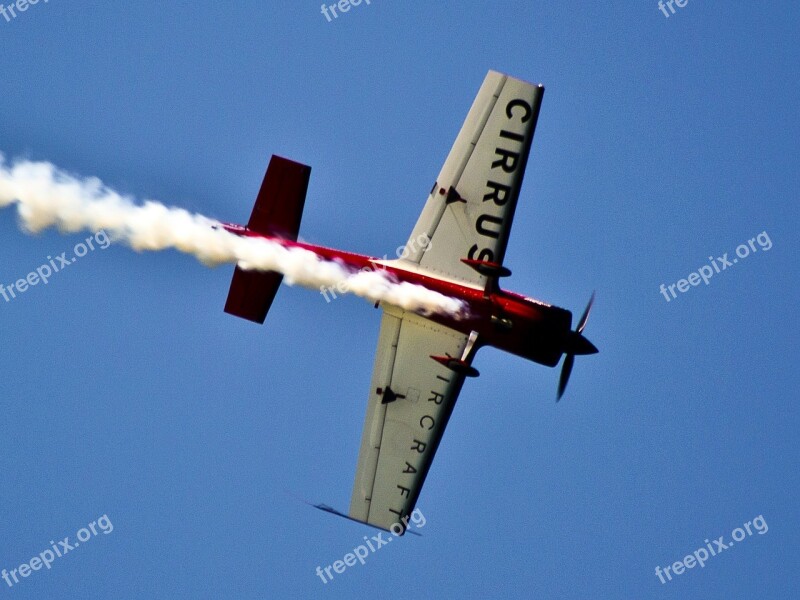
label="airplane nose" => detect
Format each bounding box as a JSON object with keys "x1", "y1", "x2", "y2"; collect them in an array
[
  {"x1": 576, "y1": 334, "x2": 598, "y2": 355},
  {"x1": 564, "y1": 331, "x2": 598, "y2": 355}
]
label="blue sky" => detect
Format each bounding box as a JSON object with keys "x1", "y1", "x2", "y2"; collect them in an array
[{"x1": 0, "y1": 1, "x2": 797, "y2": 598}]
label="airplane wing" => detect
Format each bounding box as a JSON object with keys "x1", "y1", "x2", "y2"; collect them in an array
[
  {"x1": 402, "y1": 71, "x2": 544, "y2": 289},
  {"x1": 349, "y1": 306, "x2": 471, "y2": 533}
]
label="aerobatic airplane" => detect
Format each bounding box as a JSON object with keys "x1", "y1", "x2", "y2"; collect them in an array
[{"x1": 222, "y1": 71, "x2": 598, "y2": 534}]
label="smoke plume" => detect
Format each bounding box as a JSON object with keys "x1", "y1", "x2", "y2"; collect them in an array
[{"x1": 0, "y1": 155, "x2": 464, "y2": 316}]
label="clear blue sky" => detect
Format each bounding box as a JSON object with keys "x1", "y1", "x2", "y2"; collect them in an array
[{"x1": 1, "y1": 2, "x2": 797, "y2": 598}]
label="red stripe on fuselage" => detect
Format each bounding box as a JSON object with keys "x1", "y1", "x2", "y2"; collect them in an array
[{"x1": 222, "y1": 225, "x2": 569, "y2": 366}]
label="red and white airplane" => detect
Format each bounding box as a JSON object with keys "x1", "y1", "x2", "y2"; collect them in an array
[{"x1": 222, "y1": 71, "x2": 598, "y2": 533}]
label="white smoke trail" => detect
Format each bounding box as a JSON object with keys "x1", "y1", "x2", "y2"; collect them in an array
[{"x1": 0, "y1": 155, "x2": 465, "y2": 316}]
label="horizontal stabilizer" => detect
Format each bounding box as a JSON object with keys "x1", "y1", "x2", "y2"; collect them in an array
[
  {"x1": 247, "y1": 155, "x2": 311, "y2": 239},
  {"x1": 223, "y1": 155, "x2": 311, "y2": 324},
  {"x1": 224, "y1": 269, "x2": 283, "y2": 324}
]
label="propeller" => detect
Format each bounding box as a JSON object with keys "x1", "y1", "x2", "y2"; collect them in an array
[{"x1": 557, "y1": 292, "x2": 597, "y2": 401}]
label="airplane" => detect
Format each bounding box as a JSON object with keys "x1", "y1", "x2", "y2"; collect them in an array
[{"x1": 221, "y1": 71, "x2": 598, "y2": 534}]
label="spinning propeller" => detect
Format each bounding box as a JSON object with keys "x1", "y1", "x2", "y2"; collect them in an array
[{"x1": 557, "y1": 293, "x2": 598, "y2": 401}]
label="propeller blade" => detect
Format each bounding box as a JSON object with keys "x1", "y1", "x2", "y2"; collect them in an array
[
  {"x1": 557, "y1": 293, "x2": 597, "y2": 401},
  {"x1": 576, "y1": 292, "x2": 595, "y2": 334},
  {"x1": 557, "y1": 353, "x2": 575, "y2": 401}
]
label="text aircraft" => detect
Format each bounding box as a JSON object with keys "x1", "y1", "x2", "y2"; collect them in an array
[{"x1": 222, "y1": 71, "x2": 598, "y2": 533}]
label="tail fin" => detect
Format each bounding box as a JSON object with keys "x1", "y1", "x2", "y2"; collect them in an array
[
  {"x1": 245, "y1": 155, "x2": 311, "y2": 240},
  {"x1": 224, "y1": 156, "x2": 311, "y2": 324}
]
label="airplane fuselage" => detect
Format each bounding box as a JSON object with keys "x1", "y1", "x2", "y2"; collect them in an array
[{"x1": 223, "y1": 224, "x2": 579, "y2": 368}]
